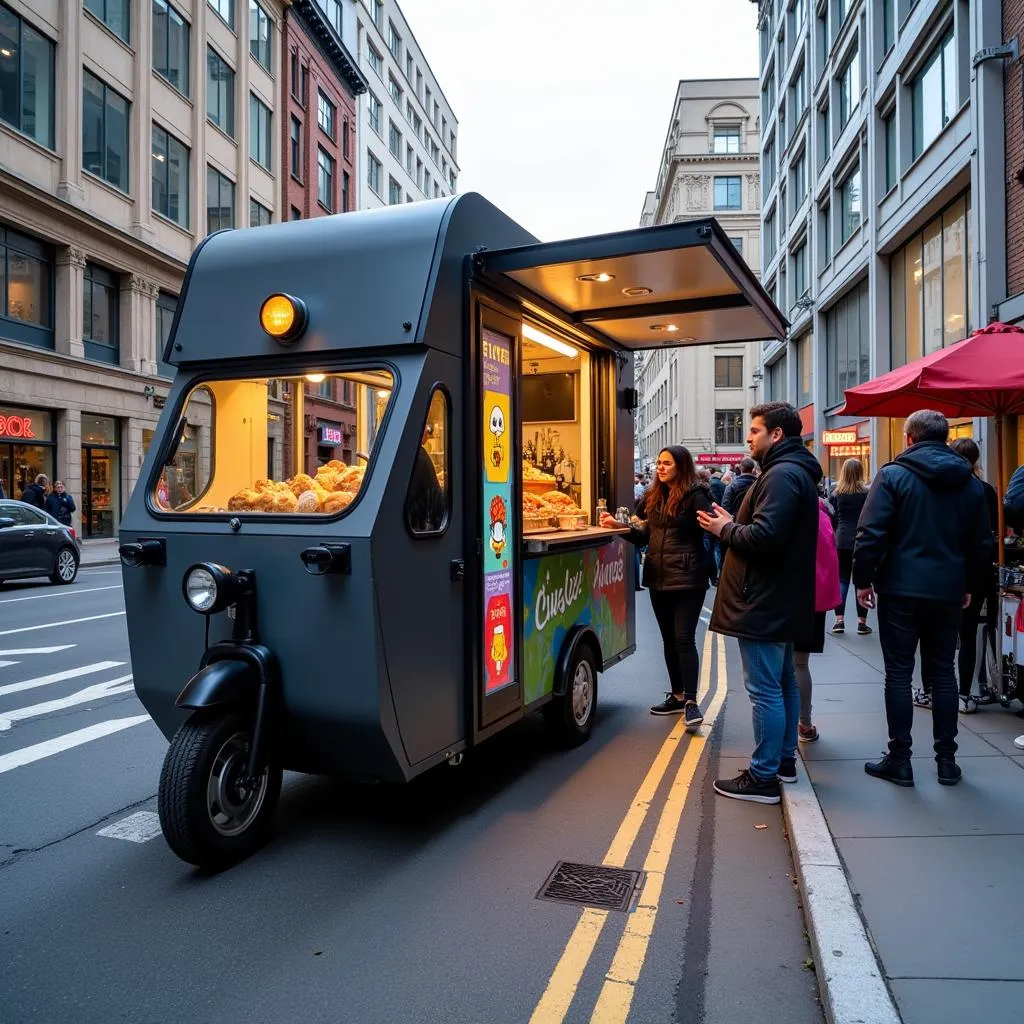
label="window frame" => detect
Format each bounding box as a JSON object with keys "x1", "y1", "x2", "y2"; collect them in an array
[
  {"x1": 152, "y1": 0, "x2": 190, "y2": 98},
  {"x1": 714, "y1": 408, "x2": 745, "y2": 446},
  {"x1": 151, "y1": 122, "x2": 190, "y2": 228},
  {"x1": 84, "y1": 0, "x2": 130, "y2": 43},
  {"x1": 248, "y1": 0, "x2": 272, "y2": 71},
  {"x1": 366, "y1": 149, "x2": 382, "y2": 196},
  {"x1": 714, "y1": 355, "x2": 743, "y2": 389},
  {"x1": 289, "y1": 116, "x2": 301, "y2": 179},
  {"x1": 248, "y1": 93, "x2": 272, "y2": 170},
  {"x1": 206, "y1": 164, "x2": 236, "y2": 233},
  {"x1": 712, "y1": 125, "x2": 741, "y2": 154},
  {"x1": 207, "y1": 0, "x2": 234, "y2": 30},
  {"x1": 911, "y1": 31, "x2": 957, "y2": 161},
  {"x1": 206, "y1": 45, "x2": 236, "y2": 138},
  {"x1": 317, "y1": 90, "x2": 335, "y2": 139},
  {"x1": 368, "y1": 92, "x2": 382, "y2": 134},
  {"x1": 0, "y1": 7, "x2": 56, "y2": 150},
  {"x1": 82, "y1": 262, "x2": 120, "y2": 364},
  {"x1": 82, "y1": 69, "x2": 130, "y2": 193},
  {"x1": 317, "y1": 146, "x2": 334, "y2": 211},
  {"x1": 404, "y1": 385, "x2": 451, "y2": 537},
  {"x1": 249, "y1": 198, "x2": 271, "y2": 228},
  {"x1": 713, "y1": 175, "x2": 742, "y2": 211},
  {"x1": 156, "y1": 290, "x2": 178, "y2": 377},
  {"x1": 838, "y1": 162, "x2": 862, "y2": 244},
  {"x1": 0, "y1": 228, "x2": 55, "y2": 347}
]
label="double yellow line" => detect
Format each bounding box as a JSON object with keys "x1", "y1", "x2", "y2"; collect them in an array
[{"x1": 530, "y1": 629, "x2": 728, "y2": 1024}]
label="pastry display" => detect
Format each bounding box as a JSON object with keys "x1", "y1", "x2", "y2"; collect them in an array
[
  {"x1": 225, "y1": 462, "x2": 366, "y2": 514},
  {"x1": 522, "y1": 490, "x2": 588, "y2": 533},
  {"x1": 523, "y1": 461, "x2": 556, "y2": 483}
]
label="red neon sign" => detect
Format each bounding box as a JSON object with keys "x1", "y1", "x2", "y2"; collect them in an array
[{"x1": 0, "y1": 415, "x2": 35, "y2": 439}]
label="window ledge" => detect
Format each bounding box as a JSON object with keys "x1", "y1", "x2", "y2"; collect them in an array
[
  {"x1": 82, "y1": 168, "x2": 131, "y2": 201},
  {"x1": 82, "y1": 9, "x2": 134, "y2": 55},
  {"x1": 904, "y1": 105, "x2": 968, "y2": 176},
  {"x1": 152, "y1": 69, "x2": 191, "y2": 103},
  {"x1": 206, "y1": 118, "x2": 238, "y2": 147},
  {"x1": 0, "y1": 118, "x2": 57, "y2": 158},
  {"x1": 249, "y1": 156, "x2": 273, "y2": 175},
  {"x1": 317, "y1": 201, "x2": 334, "y2": 214},
  {"x1": 152, "y1": 210, "x2": 193, "y2": 237}
]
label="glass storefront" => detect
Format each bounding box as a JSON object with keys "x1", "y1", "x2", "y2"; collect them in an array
[
  {"x1": 0, "y1": 404, "x2": 55, "y2": 499},
  {"x1": 81, "y1": 414, "x2": 120, "y2": 538}
]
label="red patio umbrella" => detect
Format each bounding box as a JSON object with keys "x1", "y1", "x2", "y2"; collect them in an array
[{"x1": 840, "y1": 322, "x2": 1024, "y2": 566}]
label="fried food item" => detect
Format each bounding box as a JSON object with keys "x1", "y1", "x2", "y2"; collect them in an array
[
  {"x1": 315, "y1": 469, "x2": 344, "y2": 492},
  {"x1": 227, "y1": 488, "x2": 259, "y2": 511},
  {"x1": 325, "y1": 459, "x2": 347, "y2": 471},
  {"x1": 523, "y1": 493, "x2": 545, "y2": 511},
  {"x1": 295, "y1": 489, "x2": 322, "y2": 513},
  {"x1": 543, "y1": 490, "x2": 576, "y2": 508},
  {"x1": 288, "y1": 473, "x2": 317, "y2": 497},
  {"x1": 337, "y1": 465, "x2": 365, "y2": 492},
  {"x1": 270, "y1": 490, "x2": 298, "y2": 513},
  {"x1": 323, "y1": 490, "x2": 355, "y2": 514}
]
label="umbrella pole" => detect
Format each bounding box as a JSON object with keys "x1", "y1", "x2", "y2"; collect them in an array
[{"x1": 997, "y1": 414, "x2": 1005, "y2": 570}]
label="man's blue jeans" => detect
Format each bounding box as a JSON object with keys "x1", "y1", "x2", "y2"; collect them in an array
[{"x1": 736, "y1": 639, "x2": 799, "y2": 782}]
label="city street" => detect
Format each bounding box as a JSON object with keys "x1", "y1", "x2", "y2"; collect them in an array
[{"x1": 0, "y1": 569, "x2": 821, "y2": 1024}]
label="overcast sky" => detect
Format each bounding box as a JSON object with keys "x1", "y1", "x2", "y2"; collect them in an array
[{"x1": 397, "y1": 0, "x2": 760, "y2": 242}]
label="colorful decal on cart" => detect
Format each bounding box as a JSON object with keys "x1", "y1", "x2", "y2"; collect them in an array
[
  {"x1": 522, "y1": 539, "x2": 629, "y2": 705},
  {"x1": 482, "y1": 329, "x2": 516, "y2": 694}
]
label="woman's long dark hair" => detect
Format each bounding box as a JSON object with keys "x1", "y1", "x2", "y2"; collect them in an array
[{"x1": 646, "y1": 446, "x2": 701, "y2": 518}]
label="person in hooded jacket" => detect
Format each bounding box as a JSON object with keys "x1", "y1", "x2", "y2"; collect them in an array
[
  {"x1": 721, "y1": 456, "x2": 758, "y2": 516},
  {"x1": 20, "y1": 474, "x2": 48, "y2": 509},
  {"x1": 853, "y1": 410, "x2": 991, "y2": 789},
  {"x1": 603, "y1": 445, "x2": 711, "y2": 726},
  {"x1": 698, "y1": 402, "x2": 822, "y2": 805}
]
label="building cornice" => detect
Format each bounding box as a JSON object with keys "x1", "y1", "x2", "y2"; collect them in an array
[{"x1": 293, "y1": 0, "x2": 369, "y2": 96}]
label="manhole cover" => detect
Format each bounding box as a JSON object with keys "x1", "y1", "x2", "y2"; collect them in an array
[{"x1": 536, "y1": 861, "x2": 645, "y2": 913}]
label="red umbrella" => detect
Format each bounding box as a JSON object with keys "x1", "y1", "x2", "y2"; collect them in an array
[{"x1": 841, "y1": 322, "x2": 1024, "y2": 565}]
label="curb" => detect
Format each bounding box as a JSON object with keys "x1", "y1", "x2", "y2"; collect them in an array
[
  {"x1": 80, "y1": 557, "x2": 122, "y2": 569},
  {"x1": 782, "y1": 760, "x2": 903, "y2": 1024}
]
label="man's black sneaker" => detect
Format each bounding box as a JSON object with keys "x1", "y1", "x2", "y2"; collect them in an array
[
  {"x1": 650, "y1": 694, "x2": 687, "y2": 716},
  {"x1": 683, "y1": 701, "x2": 704, "y2": 727},
  {"x1": 937, "y1": 759, "x2": 962, "y2": 786},
  {"x1": 777, "y1": 757, "x2": 797, "y2": 784},
  {"x1": 714, "y1": 769, "x2": 781, "y2": 804},
  {"x1": 864, "y1": 754, "x2": 914, "y2": 787},
  {"x1": 857, "y1": 623, "x2": 873, "y2": 636},
  {"x1": 830, "y1": 621, "x2": 845, "y2": 635}
]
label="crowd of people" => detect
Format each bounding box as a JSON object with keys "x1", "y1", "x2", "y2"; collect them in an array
[
  {"x1": 7, "y1": 473, "x2": 77, "y2": 526},
  {"x1": 617, "y1": 402, "x2": 1002, "y2": 805}
]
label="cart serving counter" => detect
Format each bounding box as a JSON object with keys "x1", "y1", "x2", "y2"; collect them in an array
[{"x1": 119, "y1": 194, "x2": 785, "y2": 868}]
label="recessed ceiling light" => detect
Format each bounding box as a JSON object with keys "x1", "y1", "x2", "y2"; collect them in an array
[
  {"x1": 576, "y1": 272, "x2": 615, "y2": 283},
  {"x1": 622, "y1": 286, "x2": 653, "y2": 297},
  {"x1": 650, "y1": 324, "x2": 679, "y2": 332}
]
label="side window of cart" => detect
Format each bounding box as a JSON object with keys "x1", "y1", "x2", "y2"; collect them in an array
[
  {"x1": 405, "y1": 389, "x2": 449, "y2": 535},
  {"x1": 153, "y1": 386, "x2": 214, "y2": 510}
]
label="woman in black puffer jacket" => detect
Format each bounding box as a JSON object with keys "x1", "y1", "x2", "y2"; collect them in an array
[{"x1": 602, "y1": 445, "x2": 711, "y2": 726}]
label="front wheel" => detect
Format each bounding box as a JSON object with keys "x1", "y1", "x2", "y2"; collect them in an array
[
  {"x1": 544, "y1": 644, "x2": 598, "y2": 748},
  {"x1": 157, "y1": 710, "x2": 282, "y2": 869}
]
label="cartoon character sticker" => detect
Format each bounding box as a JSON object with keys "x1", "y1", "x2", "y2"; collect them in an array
[
  {"x1": 489, "y1": 495, "x2": 507, "y2": 560},
  {"x1": 484, "y1": 391, "x2": 510, "y2": 483},
  {"x1": 485, "y1": 592, "x2": 512, "y2": 691}
]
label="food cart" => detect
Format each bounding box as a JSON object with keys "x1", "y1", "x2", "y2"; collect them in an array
[{"x1": 118, "y1": 194, "x2": 785, "y2": 868}]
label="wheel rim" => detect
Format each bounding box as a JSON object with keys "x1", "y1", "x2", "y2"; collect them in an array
[
  {"x1": 206, "y1": 731, "x2": 268, "y2": 837},
  {"x1": 571, "y1": 660, "x2": 593, "y2": 726},
  {"x1": 57, "y1": 550, "x2": 76, "y2": 581}
]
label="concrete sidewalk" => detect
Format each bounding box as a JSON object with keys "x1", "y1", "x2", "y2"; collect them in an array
[
  {"x1": 78, "y1": 538, "x2": 121, "y2": 567},
  {"x1": 791, "y1": 623, "x2": 1024, "y2": 1024}
]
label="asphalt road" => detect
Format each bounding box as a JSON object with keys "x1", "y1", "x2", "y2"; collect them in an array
[{"x1": 0, "y1": 569, "x2": 822, "y2": 1024}]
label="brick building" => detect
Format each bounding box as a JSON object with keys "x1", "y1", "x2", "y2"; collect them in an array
[{"x1": 1001, "y1": 0, "x2": 1024, "y2": 302}]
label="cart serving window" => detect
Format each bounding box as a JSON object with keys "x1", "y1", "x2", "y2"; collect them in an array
[{"x1": 152, "y1": 368, "x2": 395, "y2": 515}]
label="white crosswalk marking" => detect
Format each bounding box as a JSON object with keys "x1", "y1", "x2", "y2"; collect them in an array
[
  {"x1": 0, "y1": 612, "x2": 125, "y2": 637},
  {"x1": 0, "y1": 661, "x2": 126, "y2": 699},
  {"x1": 0, "y1": 676, "x2": 135, "y2": 730},
  {"x1": 0, "y1": 715, "x2": 151, "y2": 774},
  {"x1": 0, "y1": 646, "x2": 76, "y2": 656}
]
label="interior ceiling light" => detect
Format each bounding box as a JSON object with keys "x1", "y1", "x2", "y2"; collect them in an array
[
  {"x1": 522, "y1": 322, "x2": 578, "y2": 359},
  {"x1": 305, "y1": 373, "x2": 326, "y2": 383},
  {"x1": 649, "y1": 324, "x2": 679, "y2": 333},
  {"x1": 576, "y1": 272, "x2": 615, "y2": 283},
  {"x1": 622, "y1": 286, "x2": 653, "y2": 297}
]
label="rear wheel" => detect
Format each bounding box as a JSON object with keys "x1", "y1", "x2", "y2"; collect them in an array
[
  {"x1": 49, "y1": 546, "x2": 78, "y2": 585},
  {"x1": 544, "y1": 643, "x2": 598, "y2": 748},
  {"x1": 158, "y1": 710, "x2": 282, "y2": 869}
]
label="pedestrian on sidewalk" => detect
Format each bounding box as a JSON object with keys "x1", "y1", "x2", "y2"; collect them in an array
[
  {"x1": 603, "y1": 446, "x2": 712, "y2": 726},
  {"x1": 829, "y1": 458, "x2": 872, "y2": 637},
  {"x1": 853, "y1": 410, "x2": 991, "y2": 788},
  {"x1": 20, "y1": 474, "x2": 48, "y2": 509},
  {"x1": 698, "y1": 402, "x2": 822, "y2": 804},
  {"x1": 721, "y1": 457, "x2": 758, "y2": 516},
  {"x1": 44, "y1": 480, "x2": 76, "y2": 527}
]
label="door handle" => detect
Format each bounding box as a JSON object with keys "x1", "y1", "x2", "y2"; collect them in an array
[{"x1": 450, "y1": 559, "x2": 465, "y2": 582}]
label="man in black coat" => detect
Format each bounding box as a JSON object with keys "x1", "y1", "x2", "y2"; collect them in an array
[
  {"x1": 721, "y1": 456, "x2": 758, "y2": 515},
  {"x1": 698, "y1": 402, "x2": 821, "y2": 805},
  {"x1": 853, "y1": 409, "x2": 991, "y2": 788},
  {"x1": 21, "y1": 474, "x2": 48, "y2": 509}
]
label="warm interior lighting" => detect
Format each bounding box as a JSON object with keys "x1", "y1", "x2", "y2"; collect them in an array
[
  {"x1": 305, "y1": 373, "x2": 326, "y2": 383},
  {"x1": 376, "y1": 389, "x2": 390, "y2": 398},
  {"x1": 622, "y1": 286, "x2": 653, "y2": 297},
  {"x1": 577, "y1": 272, "x2": 615, "y2": 283},
  {"x1": 0, "y1": 49, "x2": 12, "y2": 58},
  {"x1": 649, "y1": 324, "x2": 680, "y2": 333},
  {"x1": 522, "y1": 322, "x2": 578, "y2": 359}
]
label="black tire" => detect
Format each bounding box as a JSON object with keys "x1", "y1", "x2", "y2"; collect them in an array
[
  {"x1": 157, "y1": 710, "x2": 282, "y2": 869},
  {"x1": 49, "y1": 546, "x2": 79, "y2": 585},
  {"x1": 544, "y1": 643, "x2": 598, "y2": 748}
]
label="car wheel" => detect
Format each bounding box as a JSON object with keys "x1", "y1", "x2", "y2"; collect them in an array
[
  {"x1": 49, "y1": 546, "x2": 79, "y2": 585},
  {"x1": 544, "y1": 642, "x2": 598, "y2": 748}
]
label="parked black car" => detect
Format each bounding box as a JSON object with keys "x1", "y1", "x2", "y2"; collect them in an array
[{"x1": 0, "y1": 499, "x2": 81, "y2": 585}]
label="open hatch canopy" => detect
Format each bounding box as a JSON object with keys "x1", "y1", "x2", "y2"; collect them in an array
[{"x1": 476, "y1": 218, "x2": 787, "y2": 350}]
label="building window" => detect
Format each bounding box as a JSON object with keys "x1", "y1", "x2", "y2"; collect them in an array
[
  {"x1": 406, "y1": 143, "x2": 414, "y2": 173},
  {"x1": 766, "y1": 355, "x2": 787, "y2": 402},
  {"x1": 838, "y1": 48, "x2": 860, "y2": 128},
  {"x1": 0, "y1": 7, "x2": 55, "y2": 150},
  {"x1": 728, "y1": 236, "x2": 744, "y2": 255},
  {"x1": 206, "y1": 47, "x2": 235, "y2": 137},
  {"x1": 289, "y1": 116, "x2": 301, "y2": 177},
  {"x1": 156, "y1": 291, "x2": 177, "y2": 377},
  {"x1": 792, "y1": 241, "x2": 807, "y2": 301},
  {"x1": 405, "y1": 53, "x2": 413, "y2": 80},
  {"x1": 389, "y1": 73, "x2": 402, "y2": 104},
  {"x1": 314, "y1": 0, "x2": 342, "y2": 36},
  {"x1": 890, "y1": 193, "x2": 970, "y2": 365},
  {"x1": 317, "y1": 90, "x2": 335, "y2": 138},
  {"x1": 367, "y1": 44, "x2": 382, "y2": 77},
  {"x1": 763, "y1": 134, "x2": 776, "y2": 193},
  {"x1": 912, "y1": 33, "x2": 956, "y2": 160},
  {"x1": 764, "y1": 209, "x2": 776, "y2": 263},
  {"x1": 208, "y1": 0, "x2": 233, "y2": 29},
  {"x1": 818, "y1": 101, "x2": 831, "y2": 170},
  {"x1": 83, "y1": 263, "x2": 119, "y2": 364},
  {"x1": 368, "y1": 92, "x2": 381, "y2": 134},
  {"x1": 367, "y1": 149, "x2": 382, "y2": 196},
  {"x1": 388, "y1": 119, "x2": 401, "y2": 158},
  {"x1": 819, "y1": 198, "x2": 831, "y2": 268},
  {"x1": 388, "y1": 176, "x2": 401, "y2": 205},
  {"x1": 712, "y1": 126, "x2": 740, "y2": 153},
  {"x1": 0, "y1": 228, "x2": 53, "y2": 347},
  {"x1": 290, "y1": 50, "x2": 299, "y2": 97},
  {"x1": 791, "y1": 149, "x2": 807, "y2": 205},
  {"x1": 373, "y1": 0, "x2": 383, "y2": 30},
  {"x1": 884, "y1": 111, "x2": 896, "y2": 191},
  {"x1": 342, "y1": 117, "x2": 349, "y2": 159},
  {"x1": 249, "y1": 94, "x2": 271, "y2": 170},
  {"x1": 791, "y1": 62, "x2": 807, "y2": 121},
  {"x1": 82, "y1": 70, "x2": 129, "y2": 192},
  {"x1": 249, "y1": 198, "x2": 271, "y2": 227},
  {"x1": 881, "y1": 0, "x2": 895, "y2": 53},
  {"x1": 249, "y1": 1, "x2": 271, "y2": 71},
  {"x1": 300, "y1": 65, "x2": 308, "y2": 107},
  {"x1": 153, "y1": 0, "x2": 190, "y2": 98},
  {"x1": 713, "y1": 175, "x2": 741, "y2": 210},
  {"x1": 838, "y1": 164, "x2": 861, "y2": 243},
  {"x1": 715, "y1": 409, "x2": 744, "y2": 445},
  {"x1": 206, "y1": 165, "x2": 235, "y2": 233},
  {"x1": 290, "y1": 205, "x2": 301, "y2": 220},
  {"x1": 825, "y1": 279, "x2": 870, "y2": 406},
  {"x1": 385, "y1": 21, "x2": 401, "y2": 58},
  {"x1": 317, "y1": 147, "x2": 334, "y2": 210},
  {"x1": 151, "y1": 123, "x2": 189, "y2": 228},
  {"x1": 84, "y1": 0, "x2": 129, "y2": 43},
  {"x1": 796, "y1": 332, "x2": 812, "y2": 406},
  {"x1": 714, "y1": 356, "x2": 743, "y2": 388},
  {"x1": 341, "y1": 169, "x2": 350, "y2": 212}
]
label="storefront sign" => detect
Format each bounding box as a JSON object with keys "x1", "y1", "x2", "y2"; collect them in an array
[
  {"x1": 822, "y1": 430, "x2": 858, "y2": 445},
  {"x1": 522, "y1": 540, "x2": 629, "y2": 704},
  {"x1": 830, "y1": 444, "x2": 869, "y2": 458},
  {"x1": 319, "y1": 425, "x2": 343, "y2": 446},
  {"x1": 696, "y1": 453, "x2": 745, "y2": 465},
  {"x1": 0, "y1": 414, "x2": 36, "y2": 439},
  {"x1": 482, "y1": 328, "x2": 516, "y2": 694}
]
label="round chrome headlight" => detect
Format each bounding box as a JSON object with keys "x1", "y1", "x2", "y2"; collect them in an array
[{"x1": 184, "y1": 566, "x2": 218, "y2": 612}]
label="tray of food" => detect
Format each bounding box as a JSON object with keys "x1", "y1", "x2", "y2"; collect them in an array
[{"x1": 522, "y1": 490, "x2": 589, "y2": 532}]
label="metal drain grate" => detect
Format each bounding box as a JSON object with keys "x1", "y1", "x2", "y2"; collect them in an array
[{"x1": 536, "y1": 861, "x2": 645, "y2": 913}]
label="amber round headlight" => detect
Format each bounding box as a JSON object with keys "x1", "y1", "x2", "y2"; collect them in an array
[{"x1": 259, "y1": 293, "x2": 307, "y2": 343}]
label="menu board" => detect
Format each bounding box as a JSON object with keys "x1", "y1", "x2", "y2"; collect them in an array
[{"x1": 482, "y1": 329, "x2": 516, "y2": 694}]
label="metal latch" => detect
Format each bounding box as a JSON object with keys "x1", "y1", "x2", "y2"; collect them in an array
[{"x1": 450, "y1": 559, "x2": 465, "y2": 582}]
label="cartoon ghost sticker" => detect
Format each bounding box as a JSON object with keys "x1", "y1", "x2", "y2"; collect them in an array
[{"x1": 489, "y1": 404, "x2": 506, "y2": 472}]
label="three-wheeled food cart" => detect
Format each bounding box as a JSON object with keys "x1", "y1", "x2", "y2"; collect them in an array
[{"x1": 119, "y1": 194, "x2": 786, "y2": 868}]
